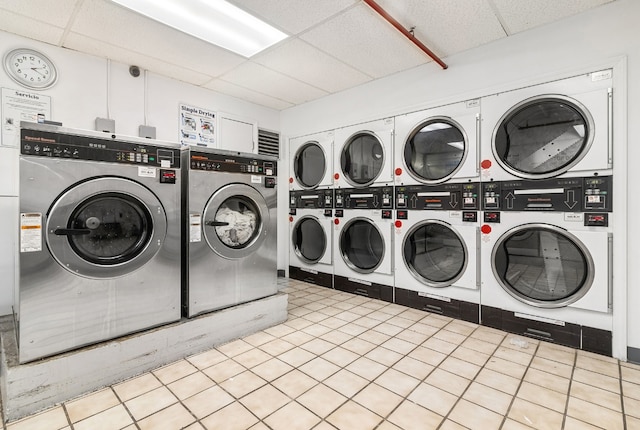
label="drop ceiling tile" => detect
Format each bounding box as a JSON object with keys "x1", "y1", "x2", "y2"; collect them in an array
[
  {"x1": 490, "y1": 0, "x2": 614, "y2": 34},
  {"x1": 203, "y1": 79, "x2": 293, "y2": 110},
  {"x1": 0, "y1": 0, "x2": 79, "y2": 28},
  {"x1": 229, "y1": 0, "x2": 358, "y2": 35},
  {"x1": 0, "y1": 11, "x2": 65, "y2": 45},
  {"x1": 70, "y1": 0, "x2": 245, "y2": 77},
  {"x1": 220, "y1": 62, "x2": 328, "y2": 105},
  {"x1": 375, "y1": 0, "x2": 506, "y2": 57},
  {"x1": 64, "y1": 32, "x2": 212, "y2": 86},
  {"x1": 253, "y1": 38, "x2": 371, "y2": 93},
  {"x1": 300, "y1": 3, "x2": 428, "y2": 79}
]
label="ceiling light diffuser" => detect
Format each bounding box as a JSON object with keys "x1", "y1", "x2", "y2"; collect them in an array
[{"x1": 110, "y1": 0, "x2": 288, "y2": 57}]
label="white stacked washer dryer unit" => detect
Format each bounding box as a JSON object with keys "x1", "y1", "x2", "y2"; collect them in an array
[
  {"x1": 394, "y1": 99, "x2": 480, "y2": 186},
  {"x1": 333, "y1": 186, "x2": 395, "y2": 302},
  {"x1": 480, "y1": 176, "x2": 614, "y2": 356},
  {"x1": 288, "y1": 188, "x2": 334, "y2": 288},
  {"x1": 289, "y1": 131, "x2": 334, "y2": 191},
  {"x1": 480, "y1": 70, "x2": 613, "y2": 182},
  {"x1": 182, "y1": 147, "x2": 278, "y2": 318},
  {"x1": 334, "y1": 118, "x2": 394, "y2": 189},
  {"x1": 394, "y1": 182, "x2": 481, "y2": 323},
  {"x1": 18, "y1": 123, "x2": 182, "y2": 363}
]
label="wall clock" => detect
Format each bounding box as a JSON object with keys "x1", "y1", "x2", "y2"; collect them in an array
[{"x1": 3, "y1": 48, "x2": 58, "y2": 90}]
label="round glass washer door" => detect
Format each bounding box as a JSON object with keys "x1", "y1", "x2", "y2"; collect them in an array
[
  {"x1": 491, "y1": 223, "x2": 595, "y2": 308},
  {"x1": 493, "y1": 95, "x2": 595, "y2": 179},
  {"x1": 203, "y1": 184, "x2": 269, "y2": 259},
  {"x1": 403, "y1": 220, "x2": 467, "y2": 287},
  {"x1": 340, "y1": 217, "x2": 384, "y2": 274},
  {"x1": 292, "y1": 216, "x2": 327, "y2": 264},
  {"x1": 340, "y1": 132, "x2": 385, "y2": 187},
  {"x1": 404, "y1": 117, "x2": 467, "y2": 183},
  {"x1": 46, "y1": 177, "x2": 166, "y2": 279},
  {"x1": 293, "y1": 141, "x2": 326, "y2": 189}
]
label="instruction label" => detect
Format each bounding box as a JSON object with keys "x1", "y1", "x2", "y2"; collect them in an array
[
  {"x1": 189, "y1": 213, "x2": 202, "y2": 242},
  {"x1": 20, "y1": 213, "x2": 42, "y2": 252},
  {"x1": 138, "y1": 166, "x2": 156, "y2": 178}
]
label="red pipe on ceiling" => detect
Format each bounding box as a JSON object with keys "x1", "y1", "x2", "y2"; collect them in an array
[{"x1": 363, "y1": 0, "x2": 448, "y2": 70}]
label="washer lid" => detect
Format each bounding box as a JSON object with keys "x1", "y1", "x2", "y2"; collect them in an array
[
  {"x1": 340, "y1": 217, "x2": 384, "y2": 274},
  {"x1": 493, "y1": 96, "x2": 594, "y2": 179},
  {"x1": 404, "y1": 117, "x2": 467, "y2": 183},
  {"x1": 293, "y1": 141, "x2": 327, "y2": 189},
  {"x1": 491, "y1": 223, "x2": 594, "y2": 308},
  {"x1": 203, "y1": 183, "x2": 269, "y2": 259},
  {"x1": 403, "y1": 220, "x2": 467, "y2": 287},
  {"x1": 46, "y1": 177, "x2": 166, "y2": 279},
  {"x1": 340, "y1": 132, "x2": 385, "y2": 186}
]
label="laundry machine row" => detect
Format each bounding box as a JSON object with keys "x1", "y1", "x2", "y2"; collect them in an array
[
  {"x1": 17, "y1": 123, "x2": 279, "y2": 363},
  {"x1": 479, "y1": 175, "x2": 614, "y2": 356},
  {"x1": 288, "y1": 188, "x2": 334, "y2": 288},
  {"x1": 393, "y1": 182, "x2": 481, "y2": 323}
]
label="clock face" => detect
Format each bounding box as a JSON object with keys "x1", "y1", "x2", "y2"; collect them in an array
[{"x1": 3, "y1": 48, "x2": 58, "y2": 90}]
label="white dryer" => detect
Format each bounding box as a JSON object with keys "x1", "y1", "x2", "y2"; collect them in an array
[
  {"x1": 394, "y1": 100, "x2": 480, "y2": 186},
  {"x1": 393, "y1": 183, "x2": 481, "y2": 323},
  {"x1": 333, "y1": 187, "x2": 395, "y2": 302},
  {"x1": 289, "y1": 131, "x2": 334, "y2": 191},
  {"x1": 480, "y1": 176, "x2": 613, "y2": 356},
  {"x1": 480, "y1": 70, "x2": 613, "y2": 181},
  {"x1": 334, "y1": 118, "x2": 394, "y2": 189},
  {"x1": 289, "y1": 189, "x2": 334, "y2": 288}
]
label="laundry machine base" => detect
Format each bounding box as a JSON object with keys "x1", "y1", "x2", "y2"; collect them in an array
[
  {"x1": 334, "y1": 275, "x2": 393, "y2": 303},
  {"x1": 395, "y1": 287, "x2": 479, "y2": 324},
  {"x1": 289, "y1": 266, "x2": 333, "y2": 289},
  {"x1": 481, "y1": 306, "x2": 612, "y2": 357}
]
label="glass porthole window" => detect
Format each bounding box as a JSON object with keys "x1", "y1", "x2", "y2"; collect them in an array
[
  {"x1": 340, "y1": 132, "x2": 384, "y2": 186},
  {"x1": 294, "y1": 141, "x2": 326, "y2": 189}
]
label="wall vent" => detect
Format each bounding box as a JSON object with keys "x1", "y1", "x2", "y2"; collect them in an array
[{"x1": 258, "y1": 128, "x2": 280, "y2": 158}]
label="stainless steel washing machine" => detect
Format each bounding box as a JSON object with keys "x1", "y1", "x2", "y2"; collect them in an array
[
  {"x1": 182, "y1": 147, "x2": 277, "y2": 317},
  {"x1": 289, "y1": 189, "x2": 334, "y2": 288},
  {"x1": 18, "y1": 123, "x2": 182, "y2": 363}
]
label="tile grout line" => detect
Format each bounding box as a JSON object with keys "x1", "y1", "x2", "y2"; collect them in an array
[{"x1": 619, "y1": 360, "x2": 627, "y2": 430}]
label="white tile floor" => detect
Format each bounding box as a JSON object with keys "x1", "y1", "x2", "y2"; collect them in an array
[{"x1": 3, "y1": 278, "x2": 640, "y2": 430}]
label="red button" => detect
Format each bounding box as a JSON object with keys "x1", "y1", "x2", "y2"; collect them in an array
[
  {"x1": 481, "y1": 224, "x2": 492, "y2": 234},
  {"x1": 395, "y1": 167, "x2": 402, "y2": 176},
  {"x1": 334, "y1": 173, "x2": 340, "y2": 180},
  {"x1": 481, "y1": 159, "x2": 492, "y2": 169},
  {"x1": 334, "y1": 218, "x2": 340, "y2": 225},
  {"x1": 289, "y1": 216, "x2": 293, "y2": 222},
  {"x1": 289, "y1": 177, "x2": 293, "y2": 183},
  {"x1": 395, "y1": 220, "x2": 402, "y2": 228}
]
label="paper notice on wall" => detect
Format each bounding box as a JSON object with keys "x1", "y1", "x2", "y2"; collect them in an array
[
  {"x1": 179, "y1": 104, "x2": 216, "y2": 148},
  {"x1": 20, "y1": 213, "x2": 42, "y2": 252},
  {"x1": 189, "y1": 213, "x2": 202, "y2": 242},
  {"x1": 2, "y1": 88, "x2": 51, "y2": 147}
]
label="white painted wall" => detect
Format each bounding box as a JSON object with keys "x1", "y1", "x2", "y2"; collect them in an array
[
  {"x1": 280, "y1": 0, "x2": 638, "y2": 359},
  {"x1": 0, "y1": 31, "x2": 280, "y2": 315}
]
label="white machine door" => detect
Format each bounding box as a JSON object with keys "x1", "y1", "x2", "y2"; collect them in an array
[
  {"x1": 340, "y1": 217, "x2": 392, "y2": 275},
  {"x1": 203, "y1": 183, "x2": 270, "y2": 259},
  {"x1": 491, "y1": 223, "x2": 609, "y2": 311},
  {"x1": 493, "y1": 95, "x2": 597, "y2": 179},
  {"x1": 290, "y1": 134, "x2": 333, "y2": 189},
  {"x1": 403, "y1": 115, "x2": 476, "y2": 183},
  {"x1": 403, "y1": 220, "x2": 476, "y2": 289},
  {"x1": 46, "y1": 177, "x2": 166, "y2": 279},
  {"x1": 291, "y1": 215, "x2": 332, "y2": 265}
]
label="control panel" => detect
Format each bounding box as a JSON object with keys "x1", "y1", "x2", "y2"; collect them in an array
[
  {"x1": 20, "y1": 129, "x2": 180, "y2": 168},
  {"x1": 395, "y1": 183, "x2": 480, "y2": 211},
  {"x1": 334, "y1": 187, "x2": 393, "y2": 209},
  {"x1": 290, "y1": 189, "x2": 333, "y2": 209},
  {"x1": 481, "y1": 176, "x2": 612, "y2": 212},
  {"x1": 190, "y1": 151, "x2": 276, "y2": 175}
]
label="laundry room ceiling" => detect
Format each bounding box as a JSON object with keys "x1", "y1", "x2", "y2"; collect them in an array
[{"x1": 0, "y1": 0, "x2": 614, "y2": 110}]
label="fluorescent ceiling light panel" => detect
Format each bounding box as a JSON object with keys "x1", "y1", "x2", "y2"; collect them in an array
[{"x1": 110, "y1": 0, "x2": 288, "y2": 57}]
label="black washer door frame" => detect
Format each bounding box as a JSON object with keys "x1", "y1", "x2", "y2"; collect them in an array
[{"x1": 46, "y1": 177, "x2": 166, "y2": 279}]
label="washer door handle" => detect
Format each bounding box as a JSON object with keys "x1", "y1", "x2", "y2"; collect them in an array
[
  {"x1": 204, "y1": 221, "x2": 229, "y2": 227},
  {"x1": 53, "y1": 228, "x2": 91, "y2": 236}
]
